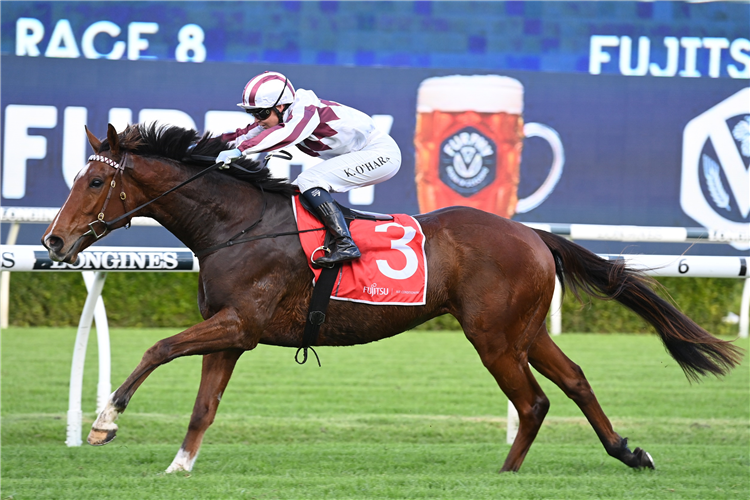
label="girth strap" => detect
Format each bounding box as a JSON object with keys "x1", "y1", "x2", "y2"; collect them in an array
[{"x1": 295, "y1": 263, "x2": 342, "y2": 366}]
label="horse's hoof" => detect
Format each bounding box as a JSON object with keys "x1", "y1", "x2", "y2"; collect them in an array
[
  {"x1": 633, "y1": 447, "x2": 655, "y2": 469},
  {"x1": 87, "y1": 427, "x2": 117, "y2": 446},
  {"x1": 165, "y1": 463, "x2": 186, "y2": 474}
]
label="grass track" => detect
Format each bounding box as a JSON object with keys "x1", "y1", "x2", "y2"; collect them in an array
[{"x1": 2, "y1": 328, "x2": 748, "y2": 499}]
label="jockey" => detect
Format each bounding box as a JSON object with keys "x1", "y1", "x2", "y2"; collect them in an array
[{"x1": 217, "y1": 71, "x2": 402, "y2": 267}]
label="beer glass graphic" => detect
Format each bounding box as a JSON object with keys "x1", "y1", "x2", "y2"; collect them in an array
[{"x1": 414, "y1": 75, "x2": 564, "y2": 217}]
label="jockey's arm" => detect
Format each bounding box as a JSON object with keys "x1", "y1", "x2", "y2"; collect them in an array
[
  {"x1": 237, "y1": 105, "x2": 321, "y2": 155},
  {"x1": 220, "y1": 123, "x2": 263, "y2": 147}
]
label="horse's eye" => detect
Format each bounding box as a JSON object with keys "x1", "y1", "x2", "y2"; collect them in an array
[{"x1": 90, "y1": 178, "x2": 104, "y2": 189}]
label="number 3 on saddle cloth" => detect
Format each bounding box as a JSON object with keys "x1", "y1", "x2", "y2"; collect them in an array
[{"x1": 292, "y1": 195, "x2": 427, "y2": 305}]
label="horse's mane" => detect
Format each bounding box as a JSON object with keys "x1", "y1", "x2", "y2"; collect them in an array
[{"x1": 100, "y1": 123, "x2": 297, "y2": 196}]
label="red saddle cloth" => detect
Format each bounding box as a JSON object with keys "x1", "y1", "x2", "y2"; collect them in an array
[{"x1": 292, "y1": 196, "x2": 427, "y2": 305}]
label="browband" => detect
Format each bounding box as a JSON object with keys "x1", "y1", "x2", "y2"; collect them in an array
[{"x1": 89, "y1": 154, "x2": 123, "y2": 170}]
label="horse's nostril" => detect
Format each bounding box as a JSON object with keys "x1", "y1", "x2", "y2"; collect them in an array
[{"x1": 45, "y1": 235, "x2": 64, "y2": 252}]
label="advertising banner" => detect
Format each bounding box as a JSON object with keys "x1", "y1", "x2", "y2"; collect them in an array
[
  {"x1": 2, "y1": 2, "x2": 748, "y2": 256},
  {"x1": 3, "y1": 56, "x2": 748, "y2": 253}
]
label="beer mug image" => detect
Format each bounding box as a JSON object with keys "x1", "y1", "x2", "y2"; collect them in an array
[{"x1": 414, "y1": 75, "x2": 564, "y2": 218}]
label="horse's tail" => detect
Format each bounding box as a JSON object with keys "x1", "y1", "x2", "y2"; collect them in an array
[{"x1": 533, "y1": 229, "x2": 744, "y2": 382}]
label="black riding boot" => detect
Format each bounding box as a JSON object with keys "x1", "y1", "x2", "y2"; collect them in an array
[{"x1": 302, "y1": 188, "x2": 361, "y2": 267}]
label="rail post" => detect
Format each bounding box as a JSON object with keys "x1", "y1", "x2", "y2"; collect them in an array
[
  {"x1": 741, "y1": 279, "x2": 749, "y2": 339},
  {"x1": 1, "y1": 221, "x2": 21, "y2": 328},
  {"x1": 66, "y1": 271, "x2": 108, "y2": 447}
]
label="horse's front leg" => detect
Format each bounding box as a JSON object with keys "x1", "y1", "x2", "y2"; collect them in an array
[
  {"x1": 88, "y1": 308, "x2": 252, "y2": 445},
  {"x1": 166, "y1": 349, "x2": 243, "y2": 473}
]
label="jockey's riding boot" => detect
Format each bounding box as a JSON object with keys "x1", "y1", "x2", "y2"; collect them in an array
[
  {"x1": 302, "y1": 188, "x2": 361, "y2": 267},
  {"x1": 314, "y1": 201, "x2": 362, "y2": 266}
]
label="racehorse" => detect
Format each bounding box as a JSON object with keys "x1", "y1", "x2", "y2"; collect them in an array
[{"x1": 42, "y1": 123, "x2": 742, "y2": 474}]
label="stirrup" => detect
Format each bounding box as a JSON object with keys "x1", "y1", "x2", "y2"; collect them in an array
[
  {"x1": 313, "y1": 244, "x2": 361, "y2": 267},
  {"x1": 311, "y1": 246, "x2": 335, "y2": 269}
]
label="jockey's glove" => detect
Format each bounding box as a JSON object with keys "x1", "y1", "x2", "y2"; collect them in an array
[{"x1": 217, "y1": 148, "x2": 242, "y2": 168}]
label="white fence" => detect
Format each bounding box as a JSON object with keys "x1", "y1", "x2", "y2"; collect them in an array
[
  {"x1": 5, "y1": 207, "x2": 749, "y2": 330},
  {"x1": 525, "y1": 222, "x2": 749, "y2": 247},
  {"x1": 1, "y1": 245, "x2": 199, "y2": 446},
  {"x1": 2, "y1": 207, "x2": 749, "y2": 446}
]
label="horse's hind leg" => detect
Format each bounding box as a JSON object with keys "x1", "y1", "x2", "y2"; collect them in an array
[
  {"x1": 463, "y1": 306, "x2": 551, "y2": 472},
  {"x1": 166, "y1": 349, "x2": 243, "y2": 473},
  {"x1": 489, "y1": 354, "x2": 550, "y2": 472},
  {"x1": 528, "y1": 327, "x2": 655, "y2": 470}
]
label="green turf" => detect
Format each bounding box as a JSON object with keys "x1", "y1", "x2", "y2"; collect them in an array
[{"x1": 2, "y1": 328, "x2": 748, "y2": 499}]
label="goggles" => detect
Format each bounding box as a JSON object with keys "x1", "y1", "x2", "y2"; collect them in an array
[{"x1": 246, "y1": 107, "x2": 274, "y2": 121}]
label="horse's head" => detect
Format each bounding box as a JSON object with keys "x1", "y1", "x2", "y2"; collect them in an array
[{"x1": 42, "y1": 124, "x2": 133, "y2": 263}]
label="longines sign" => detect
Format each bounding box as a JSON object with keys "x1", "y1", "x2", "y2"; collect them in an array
[{"x1": 0, "y1": 246, "x2": 199, "y2": 272}]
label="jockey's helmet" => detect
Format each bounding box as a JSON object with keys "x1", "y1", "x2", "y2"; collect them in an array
[{"x1": 237, "y1": 71, "x2": 295, "y2": 111}]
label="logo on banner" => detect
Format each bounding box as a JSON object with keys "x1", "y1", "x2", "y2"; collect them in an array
[
  {"x1": 681, "y1": 88, "x2": 750, "y2": 250},
  {"x1": 32, "y1": 250, "x2": 195, "y2": 270},
  {"x1": 363, "y1": 283, "x2": 389, "y2": 296},
  {"x1": 439, "y1": 127, "x2": 496, "y2": 196}
]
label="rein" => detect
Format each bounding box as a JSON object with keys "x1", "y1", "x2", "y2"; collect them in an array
[
  {"x1": 84, "y1": 151, "x2": 324, "y2": 258},
  {"x1": 83, "y1": 154, "x2": 227, "y2": 240},
  {"x1": 194, "y1": 215, "x2": 324, "y2": 258}
]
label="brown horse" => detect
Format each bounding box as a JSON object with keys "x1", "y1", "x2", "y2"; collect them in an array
[{"x1": 42, "y1": 123, "x2": 742, "y2": 474}]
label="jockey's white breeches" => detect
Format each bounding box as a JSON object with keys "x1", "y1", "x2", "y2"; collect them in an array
[{"x1": 292, "y1": 131, "x2": 401, "y2": 193}]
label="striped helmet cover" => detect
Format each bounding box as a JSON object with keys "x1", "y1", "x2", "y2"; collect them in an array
[{"x1": 237, "y1": 71, "x2": 296, "y2": 110}]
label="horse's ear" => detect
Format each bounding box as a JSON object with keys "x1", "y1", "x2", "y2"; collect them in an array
[
  {"x1": 107, "y1": 123, "x2": 120, "y2": 156},
  {"x1": 85, "y1": 125, "x2": 101, "y2": 153}
]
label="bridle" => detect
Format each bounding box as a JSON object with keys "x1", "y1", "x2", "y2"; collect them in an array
[
  {"x1": 82, "y1": 153, "x2": 131, "y2": 240},
  {"x1": 81, "y1": 150, "x2": 322, "y2": 257},
  {"x1": 82, "y1": 152, "x2": 227, "y2": 241}
]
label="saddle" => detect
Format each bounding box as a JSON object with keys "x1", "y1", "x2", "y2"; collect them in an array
[{"x1": 297, "y1": 194, "x2": 393, "y2": 224}]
